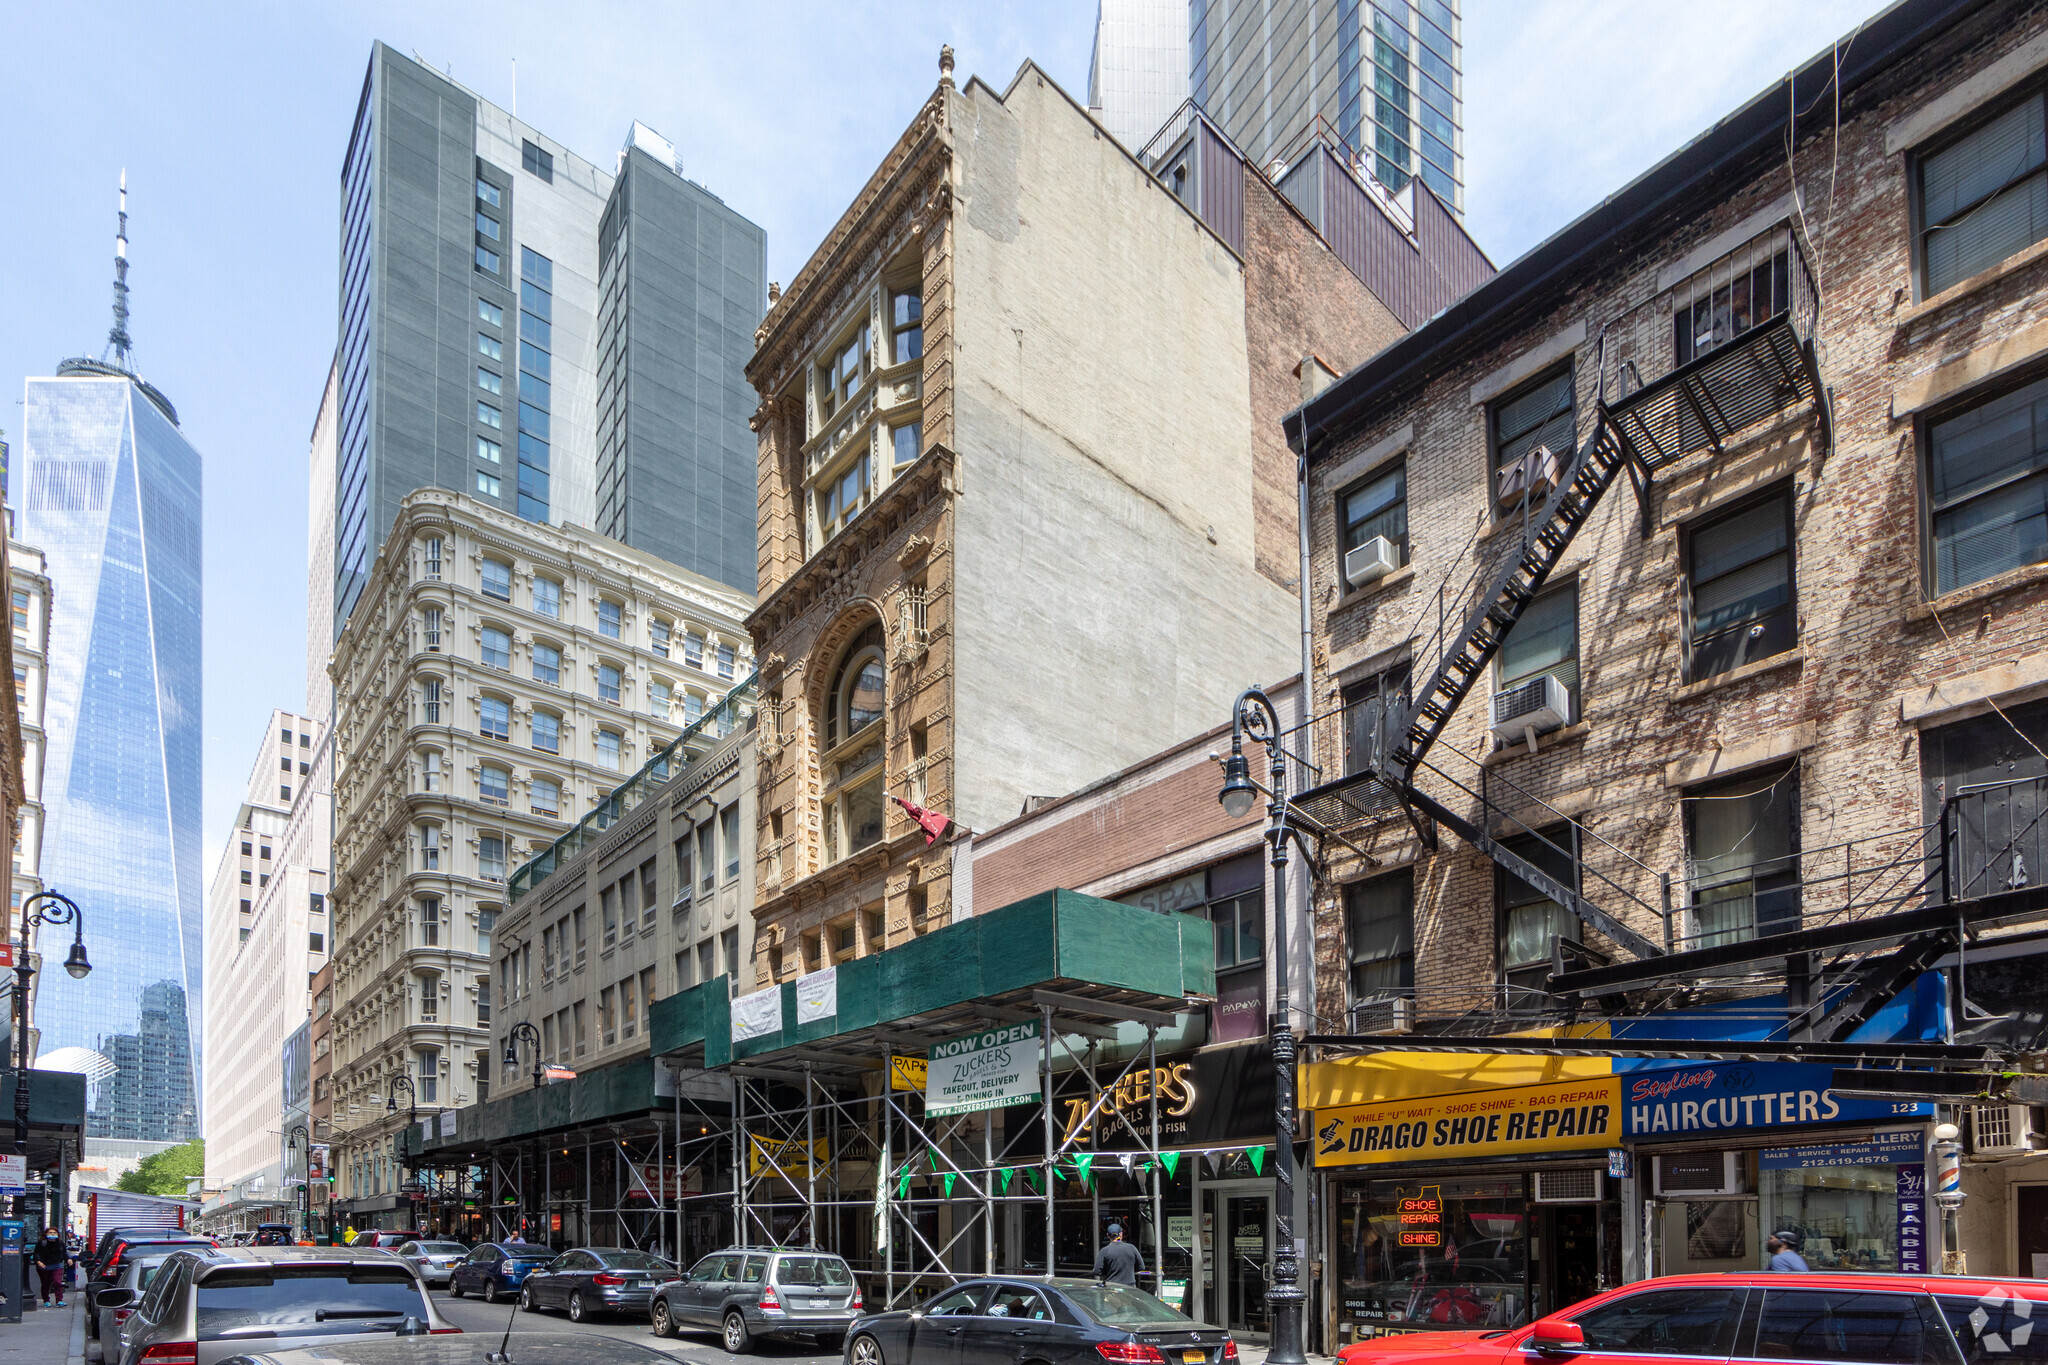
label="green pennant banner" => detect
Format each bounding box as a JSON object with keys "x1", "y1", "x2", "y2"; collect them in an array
[
  {"x1": 943, "y1": 1172, "x2": 958, "y2": 1198},
  {"x1": 1161, "y1": 1151, "x2": 1180, "y2": 1179},
  {"x1": 1074, "y1": 1153, "x2": 1094, "y2": 1183},
  {"x1": 897, "y1": 1169, "x2": 914, "y2": 1200},
  {"x1": 1023, "y1": 1168, "x2": 1041, "y2": 1194},
  {"x1": 928, "y1": 1146, "x2": 940, "y2": 1172},
  {"x1": 998, "y1": 1167, "x2": 1015, "y2": 1195},
  {"x1": 1247, "y1": 1145, "x2": 1267, "y2": 1176}
]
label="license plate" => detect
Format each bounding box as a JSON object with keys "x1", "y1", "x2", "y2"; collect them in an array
[
  {"x1": 1184, "y1": 1353, "x2": 1205, "y2": 1362},
  {"x1": 808, "y1": 1300, "x2": 831, "y2": 1309}
]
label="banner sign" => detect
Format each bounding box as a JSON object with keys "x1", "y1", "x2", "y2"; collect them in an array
[
  {"x1": 731, "y1": 988, "x2": 782, "y2": 1043},
  {"x1": 1622, "y1": 1062, "x2": 1932, "y2": 1137},
  {"x1": 890, "y1": 1055, "x2": 928, "y2": 1092},
  {"x1": 748, "y1": 1135, "x2": 829, "y2": 1180},
  {"x1": 0, "y1": 1154, "x2": 26, "y2": 1196},
  {"x1": 1897, "y1": 1164, "x2": 1928, "y2": 1274},
  {"x1": 1758, "y1": 1131, "x2": 1923, "y2": 1169},
  {"x1": 796, "y1": 968, "x2": 837, "y2": 1024},
  {"x1": 927, "y1": 1021, "x2": 1042, "y2": 1116},
  {"x1": 1315, "y1": 1078, "x2": 1622, "y2": 1166}
]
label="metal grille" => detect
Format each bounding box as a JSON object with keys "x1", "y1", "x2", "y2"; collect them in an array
[
  {"x1": 1975, "y1": 1104, "x2": 2017, "y2": 1150},
  {"x1": 1494, "y1": 676, "x2": 1551, "y2": 723},
  {"x1": 1534, "y1": 1170, "x2": 1600, "y2": 1202}
]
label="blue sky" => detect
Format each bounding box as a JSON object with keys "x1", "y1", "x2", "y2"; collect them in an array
[{"x1": 0, "y1": 0, "x2": 1885, "y2": 881}]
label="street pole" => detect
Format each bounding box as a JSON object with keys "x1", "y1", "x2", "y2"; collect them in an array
[
  {"x1": 289, "y1": 1126, "x2": 310, "y2": 1243},
  {"x1": 501, "y1": 1023, "x2": 543, "y2": 1239},
  {"x1": 11, "y1": 894, "x2": 90, "y2": 1210},
  {"x1": 1219, "y1": 690, "x2": 1306, "y2": 1365}
]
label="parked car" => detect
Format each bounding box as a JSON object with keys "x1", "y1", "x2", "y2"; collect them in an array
[
  {"x1": 106, "y1": 1245, "x2": 456, "y2": 1365},
  {"x1": 215, "y1": 1332, "x2": 672, "y2": 1364},
  {"x1": 394, "y1": 1240, "x2": 469, "y2": 1288},
  {"x1": 447, "y1": 1242, "x2": 557, "y2": 1303},
  {"x1": 85, "y1": 1231, "x2": 218, "y2": 1319},
  {"x1": 519, "y1": 1247, "x2": 676, "y2": 1322},
  {"x1": 87, "y1": 1252, "x2": 177, "y2": 1350},
  {"x1": 345, "y1": 1231, "x2": 423, "y2": 1250},
  {"x1": 843, "y1": 1276, "x2": 1231, "y2": 1365},
  {"x1": 655, "y1": 1246, "x2": 861, "y2": 1351},
  {"x1": 1333, "y1": 1272, "x2": 2048, "y2": 1365}
]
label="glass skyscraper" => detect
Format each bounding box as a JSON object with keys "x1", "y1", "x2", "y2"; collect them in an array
[{"x1": 19, "y1": 368, "x2": 202, "y2": 1142}]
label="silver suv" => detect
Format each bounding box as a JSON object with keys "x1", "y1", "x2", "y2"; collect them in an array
[
  {"x1": 107, "y1": 1246, "x2": 453, "y2": 1365},
  {"x1": 650, "y1": 1247, "x2": 859, "y2": 1352}
]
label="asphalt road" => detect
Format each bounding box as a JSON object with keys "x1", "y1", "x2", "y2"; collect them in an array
[{"x1": 430, "y1": 1287, "x2": 846, "y2": 1364}]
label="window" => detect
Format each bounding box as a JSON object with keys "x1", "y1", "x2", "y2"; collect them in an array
[
  {"x1": 674, "y1": 838, "x2": 693, "y2": 903},
  {"x1": 618, "y1": 874, "x2": 637, "y2": 939},
  {"x1": 479, "y1": 765, "x2": 509, "y2": 807},
  {"x1": 476, "y1": 977, "x2": 491, "y2": 1025},
  {"x1": 9, "y1": 590, "x2": 24, "y2": 637},
  {"x1": 480, "y1": 696, "x2": 510, "y2": 741},
  {"x1": 531, "y1": 776, "x2": 560, "y2": 818},
  {"x1": 1685, "y1": 762, "x2": 1800, "y2": 947},
  {"x1": 892, "y1": 290, "x2": 924, "y2": 365},
  {"x1": 698, "y1": 941, "x2": 717, "y2": 986},
  {"x1": 699, "y1": 823, "x2": 717, "y2": 894},
  {"x1": 1341, "y1": 462, "x2": 1409, "y2": 575},
  {"x1": 826, "y1": 627, "x2": 885, "y2": 749},
  {"x1": 241, "y1": 841, "x2": 252, "y2": 855},
  {"x1": 532, "y1": 642, "x2": 561, "y2": 686},
  {"x1": 475, "y1": 210, "x2": 500, "y2": 242},
  {"x1": 601, "y1": 887, "x2": 618, "y2": 949},
  {"x1": 650, "y1": 620, "x2": 670, "y2": 656},
  {"x1": 600, "y1": 986, "x2": 617, "y2": 1047},
  {"x1": 476, "y1": 436, "x2": 502, "y2": 465},
  {"x1": 1673, "y1": 246, "x2": 1789, "y2": 368},
  {"x1": 1685, "y1": 488, "x2": 1795, "y2": 680},
  {"x1": 1573, "y1": 1288, "x2": 1738, "y2": 1356},
  {"x1": 478, "y1": 469, "x2": 501, "y2": 497},
  {"x1": 595, "y1": 729, "x2": 622, "y2": 770},
  {"x1": 418, "y1": 896, "x2": 442, "y2": 947},
  {"x1": 475, "y1": 244, "x2": 501, "y2": 275},
  {"x1": 532, "y1": 576, "x2": 561, "y2": 618},
  {"x1": 477, "y1": 367, "x2": 501, "y2": 396},
  {"x1": 1496, "y1": 825, "x2": 1580, "y2": 994},
  {"x1": 477, "y1": 297, "x2": 503, "y2": 327},
  {"x1": 416, "y1": 1050, "x2": 439, "y2": 1103},
  {"x1": 722, "y1": 928, "x2": 741, "y2": 983},
  {"x1": 482, "y1": 558, "x2": 513, "y2": 600},
  {"x1": 1491, "y1": 366, "x2": 1575, "y2": 510},
  {"x1": 422, "y1": 607, "x2": 442, "y2": 651},
  {"x1": 476, "y1": 400, "x2": 502, "y2": 430},
  {"x1": 1345, "y1": 872, "x2": 1415, "y2": 1000},
  {"x1": 478, "y1": 907, "x2": 495, "y2": 956},
  {"x1": 478, "y1": 334, "x2": 502, "y2": 361},
  {"x1": 820, "y1": 326, "x2": 871, "y2": 420},
  {"x1": 684, "y1": 632, "x2": 704, "y2": 668},
  {"x1": 892, "y1": 421, "x2": 923, "y2": 467},
  {"x1": 423, "y1": 537, "x2": 443, "y2": 579},
  {"x1": 480, "y1": 627, "x2": 511, "y2": 670},
  {"x1": 573, "y1": 1001, "x2": 587, "y2": 1055},
  {"x1": 531, "y1": 709, "x2": 560, "y2": 754},
  {"x1": 816, "y1": 456, "x2": 870, "y2": 540},
  {"x1": 309, "y1": 930, "x2": 325, "y2": 953},
  {"x1": 1937, "y1": 1291, "x2": 2048, "y2": 1365},
  {"x1": 422, "y1": 751, "x2": 442, "y2": 793},
  {"x1": 480, "y1": 835, "x2": 506, "y2": 882},
  {"x1": 640, "y1": 861, "x2": 658, "y2": 930},
  {"x1": 281, "y1": 756, "x2": 293, "y2": 772},
  {"x1": 1917, "y1": 91, "x2": 2048, "y2": 297},
  {"x1": 596, "y1": 599, "x2": 622, "y2": 639},
  {"x1": 683, "y1": 691, "x2": 703, "y2": 725},
  {"x1": 1754, "y1": 1291, "x2": 1932, "y2": 1364},
  {"x1": 241, "y1": 869, "x2": 252, "y2": 885},
  {"x1": 420, "y1": 826, "x2": 441, "y2": 871},
  {"x1": 717, "y1": 643, "x2": 735, "y2": 679},
  {"x1": 475, "y1": 178, "x2": 500, "y2": 208},
  {"x1": 1925, "y1": 371, "x2": 2048, "y2": 594},
  {"x1": 422, "y1": 680, "x2": 442, "y2": 723},
  {"x1": 649, "y1": 679, "x2": 671, "y2": 718},
  {"x1": 1342, "y1": 664, "x2": 1410, "y2": 778},
  {"x1": 1496, "y1": 581, "x2": 1579, "y2": 727},
  {"x1": 722, "y1": 805, "x2": 741, "y2": 880},
  {"x1": 522, "y1": 139, "x2": 554, "y2": 182},
  {"x1": 598, "y1": 663, "x2": 621, "y2": 704}
]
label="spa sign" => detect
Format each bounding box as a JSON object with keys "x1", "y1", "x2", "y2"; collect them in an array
[
  {"x1": 926, "y1": 1021, "x2": 1043, "y2": 1116},
  {"x1": 1314, "y1": 1078, "x2": 1623, "y2": 1166}
]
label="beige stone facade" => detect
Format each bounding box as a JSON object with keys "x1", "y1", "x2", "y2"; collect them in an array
[{"x1": 743, "y1": 56, "x2": 1403, "y2": 989}]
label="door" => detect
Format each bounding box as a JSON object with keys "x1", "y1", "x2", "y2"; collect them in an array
[
  {"x1": 913, "y1": 1283, "x2": 989, "y2": 1365},
  {"x1": 2018, "y1": 1185, "x2": 2048, "y2": 1279},
  {"x1": 675, "y1": 1253, "x2": 723, "y2": 1323},
  {"x1": 1225, "y1": 1195, "x2": 1270, "y2": 1338},
  {"x1": 1560, "y1": 1284, "x2": 1742, "y2": 1365},
  {"x1": 1538, "y1": 1206, "x2": 1603, "y2": 1319},
  {"x1": 980, "y1": 1284, "x2": 1068, "y2": 1365}
]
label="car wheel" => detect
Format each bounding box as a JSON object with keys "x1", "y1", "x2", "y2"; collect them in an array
[
  {"x1": 520, "y1": 1285, "x2": 537, "y2": 1312},
  {"x1": 569, "y1": 1291, "x2": 587, "y2": 1323},
  {"x1": 482, "y1": 1278, "x2": 499, "y2": 1304},
  {"x1": 449, "y1": 1279, "x2": 465, "y2": 1298},
  {"x1": 725, "y1": 1309, "x2": 753, "y2": 1354},
  {"x1": 851, "y1": 1333, "x2": 884, "y2": 1365},
  {"x1": 652, "y1": 1299, "x2": 676, "y2": 1338}
]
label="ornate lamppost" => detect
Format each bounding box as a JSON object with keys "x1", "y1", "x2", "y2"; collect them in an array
[{"x1": 12, "y1": 893, "x2": 90, "y2": 1178}]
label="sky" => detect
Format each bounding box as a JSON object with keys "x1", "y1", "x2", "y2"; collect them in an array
[{"x1": 0, "y1": 0, "x2": 1889, "y2": 886}]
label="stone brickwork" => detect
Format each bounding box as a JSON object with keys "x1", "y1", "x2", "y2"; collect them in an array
[{"x1": 1300, "y1": 2, "x2": 2048, "y2": 1032}]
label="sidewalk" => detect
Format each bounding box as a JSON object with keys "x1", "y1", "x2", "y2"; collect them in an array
[{"x1": 0, "y1": 1296, "x2": 83, "y2": 1365}]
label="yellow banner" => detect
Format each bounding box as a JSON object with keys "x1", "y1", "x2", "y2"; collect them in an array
[
  {"x1": 890, "y1": 1055, "x2": 928, "y2": 1092},
  {"x1": 748, "y1": 1135, "x2": 829, "y2": 1179},
  {"x1": 1314, "y1": 1077, "x2": 1622, "y2": 1167}
]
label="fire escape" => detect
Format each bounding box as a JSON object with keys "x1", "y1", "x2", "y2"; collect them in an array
[{"x1": 1290, "y1": 224, "x2": 2043, "y2": 1090}]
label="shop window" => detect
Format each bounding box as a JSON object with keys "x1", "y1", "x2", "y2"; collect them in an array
[
  {"x1": 1495, "y1": 825, "x2": 1580, "y2": 996},
  {"x1": 1344, "y1": 873, "x2": 1414, "y2": 1006},
  {"x1": 1683, "y1": 762, "x2": 1800, "y2": 948},
  {"x1": 1333, "y1": 1176, "x2": 1527, "y2": 1334}
]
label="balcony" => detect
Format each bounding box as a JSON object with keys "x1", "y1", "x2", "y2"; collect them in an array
[{"x1": 1598, "y1": 222, "x2": 1829, "y2": 468}]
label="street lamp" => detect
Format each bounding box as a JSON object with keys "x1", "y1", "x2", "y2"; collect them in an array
[
  {"x1": 14, "y1": 892, "x2": 89, "y2": 1175},
  {"x1": 1217, "y1": 689, "x2": 1307, "y2": 1365},
  {"x1": 502, "y1": 1023, "x2": 544, "y2": 1239},
  {"x1": 289, "y1": 1125, "x2": 311, "y2": 1244}
]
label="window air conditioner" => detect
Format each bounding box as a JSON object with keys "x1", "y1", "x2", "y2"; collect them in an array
[
  {"x1": 1350, "y1": 995, "x2": 1413, "y2": 1035},
  {"x1": 1534, "y1": 1170, "x2": 1603, "y2": 1203},
  {"x1": 1491, "y1": 674, "x2": 1570, "y2": 749},
  {"x1": 1344, "y1": 536, "x2": 1399, "y2": 589},
  {"x1": 1654, "y1": 1151, "x2": 1742, "y2": 1197},
  {"x1": 1972, "y1": 1104, "x2": 2041, "y2": 1155},
  {"x1": 1496, "y1": 444, "x2": 1564, "y2": 509}
]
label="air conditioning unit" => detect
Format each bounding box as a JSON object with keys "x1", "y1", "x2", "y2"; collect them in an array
[
  {"x1": 1973, "y1": 1104, "x2": 2042, "y2": 1155},
  {"x1": 1654, "y1": 1151, "x2": 1743, "y2": 1197},
  {"x1": 1491, "y1": 674, "x2": 1570, "y2": 748},
  {"x1": 1534, "y1": 1170, "x2": 1603, "y2": 1203},
  {"x1": 1344, "y1": 536, "x2": 1399, "y2": 589},
  {"x1": 1496, "y1": 444, "x2": 1565, "y2": 509},
  {"x1": 1351, "y1": 995, "x2": 1414, "y2": 1034}
]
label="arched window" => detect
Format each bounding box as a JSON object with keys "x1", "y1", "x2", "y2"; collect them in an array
[{"x1": 821, "y1": 624, "x2": 887, "y2": 866}]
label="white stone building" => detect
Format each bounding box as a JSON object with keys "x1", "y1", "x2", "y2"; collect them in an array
[{"x1": 10, "y1": 531, "x2": 50, "y2": 939}]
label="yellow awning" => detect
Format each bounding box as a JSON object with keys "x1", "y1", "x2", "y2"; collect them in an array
[{"x1": 1304, "y1": 1024, "x2": 1614, "y2": 1110}]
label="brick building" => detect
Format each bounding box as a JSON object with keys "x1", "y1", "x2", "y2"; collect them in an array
[{"x1": 1277, "y1": 0, "x2": 2048, "y2": 1334}]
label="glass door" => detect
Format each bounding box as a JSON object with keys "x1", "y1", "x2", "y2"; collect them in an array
[{"x1": 1225, "y1": 1194, "x2": 1270, "y2": 1337}]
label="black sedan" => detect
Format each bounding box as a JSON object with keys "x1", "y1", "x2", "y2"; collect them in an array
[
  {"x1": 844, "y1": 1277, "x2": 1236, "y2": 1365},
  {"x1": 520, "y1": 1247, "x2": 677, "y2": 1321}
]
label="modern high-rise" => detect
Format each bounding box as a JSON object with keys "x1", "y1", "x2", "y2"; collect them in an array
[
  {"x1": 333, "y1": 44, "x2": 764, "y2": 638},
  {"x1": 1086, "y1": 0, "x2": 1191, "y2": 150},
  {"x1": 1187, "y1": 0, "x2": 1464, "y2": 213},
  {"x1": 19, "y1": 357, "x2": 203, "y2": 1141}
]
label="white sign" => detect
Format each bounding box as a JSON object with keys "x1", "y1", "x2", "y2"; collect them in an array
[
  {"x1": 796, "y1": 967, "x2": 838, "y2": 1024},
  {"x1": 926, "y1": 1021, "x2": 1043, "y2": 1116},
  {"x1": 439, "y1": 1111, "x2": 456, "y2": 1137},
  {"x1": 731, "y1": 988, "x2": 782, "y2": 1043},
  {"x1": 0, "y1": 1153, "x2": 25, "y2": 1195}
]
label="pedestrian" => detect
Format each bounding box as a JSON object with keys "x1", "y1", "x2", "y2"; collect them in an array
[
  {"x1": 1093, "y1": 1222, "x2": 1144, "y2": 1287},
  {"x1": 344, "y1": 1224, "x2": 358, "y2": 1245},
  {"x1": 32, "y1": 1230, "x2": 70, "y2": 1306},
  {"x1": 1765, "y1": 1231, "x2": 1809, "y2": 1272},
  {"x1": 508, "y1": 1230, "x2": 526, "y2": 1246}
]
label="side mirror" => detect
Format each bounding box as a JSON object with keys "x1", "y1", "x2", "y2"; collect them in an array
[
  {"x1": 96, "y1": 1289, "x2": 137, "y2": 1310},
  {"x1": 1531, "y1": 1321, "x2": 1585, "y2": 1354}
]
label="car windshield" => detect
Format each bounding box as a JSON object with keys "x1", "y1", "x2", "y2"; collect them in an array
[
  {"x1": 417, "y1": 1244, "x2": 467, "y2": 1255},
  {"x1": 196, "y1": 1266, "x2": 431, "y2": 1338},
  {"x1": 599, "y1": 1252, "x2": 674, "y2": 1271},
  {"x1": 777, "y1": 1257, "x2": 853, "y2": 1287},
  {"x1": 1063, "y1": 1283, "x2": 1195, "y2": 1326}
]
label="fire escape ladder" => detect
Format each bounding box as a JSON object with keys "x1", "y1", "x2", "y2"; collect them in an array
[
  {"x1": 1810, "y1": 930, "x2": 1960, "y2": 1043},
  {"x1": 1391, "y1": 413, "x2": 1631, "y2": 783}
]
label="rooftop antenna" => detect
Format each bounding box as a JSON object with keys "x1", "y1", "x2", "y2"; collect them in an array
[{"x1": 103, "y1": 170, "x2": 133, "y2": 371}]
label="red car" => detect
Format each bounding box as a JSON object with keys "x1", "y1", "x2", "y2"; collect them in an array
[{"x1": 1337, "y1": 1272, "x2": 2048, "y2": 1365}]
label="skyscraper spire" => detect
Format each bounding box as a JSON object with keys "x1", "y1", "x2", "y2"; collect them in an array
[{"x1": 103, "y1": 170, "x2": 132, "y2": 370}]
